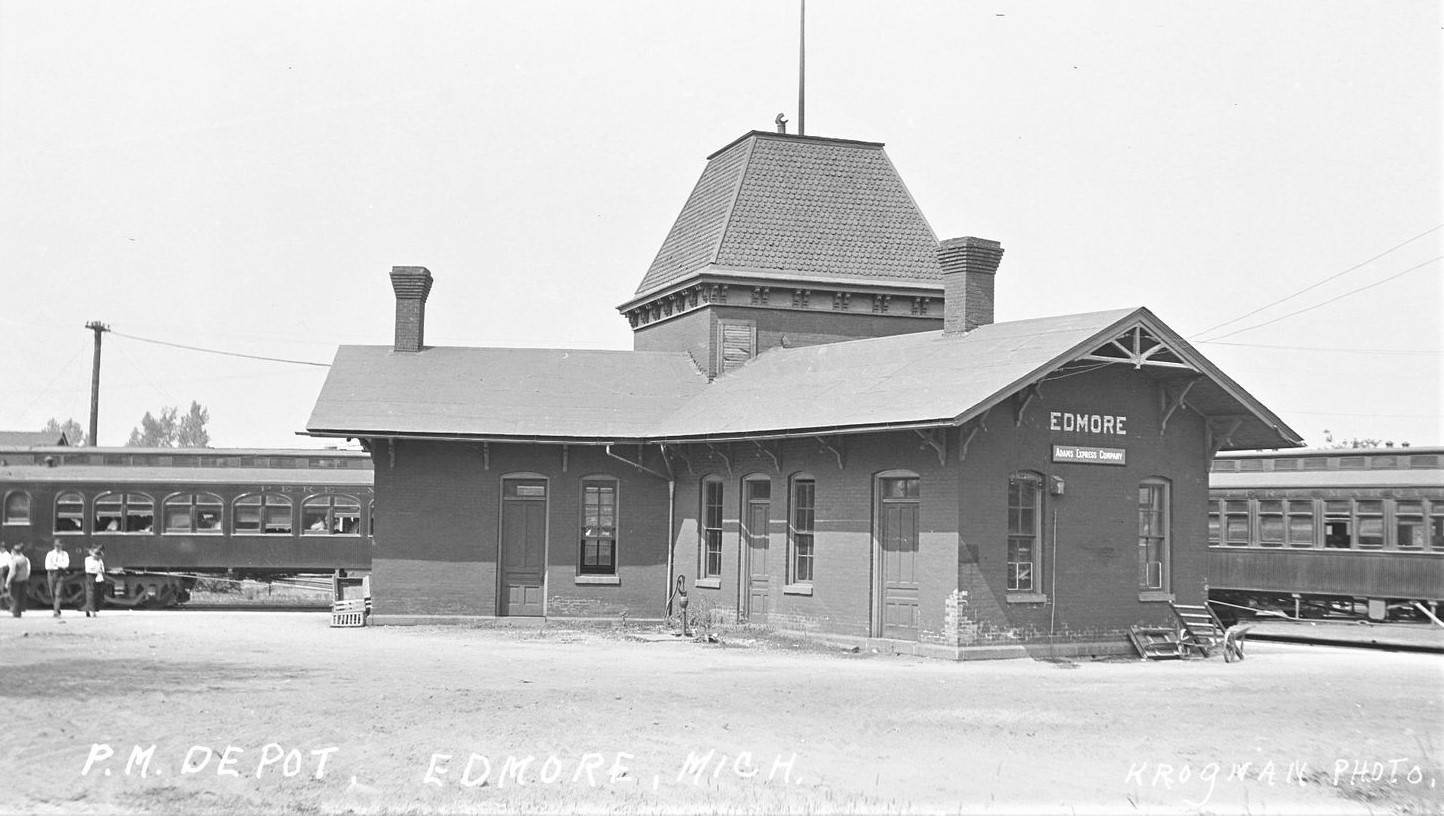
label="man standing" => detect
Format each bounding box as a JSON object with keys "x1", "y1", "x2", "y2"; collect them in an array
[
  {"x1": 84, "y1": 546, "x2": 106, "y2": 617},
  {"x1": 6, "y1": 544, "x2": 31, "y2": 617},
  {"x1": 45, "y1": 541, "x2": 70, "y2": 617}
]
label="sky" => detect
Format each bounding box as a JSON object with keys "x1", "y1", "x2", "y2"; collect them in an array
[{"x1": 1, "y1": 0, "x2": 1439, "y2": 450}]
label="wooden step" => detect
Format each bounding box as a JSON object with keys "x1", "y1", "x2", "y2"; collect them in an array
[{"x1": 1128, "y1": 626, "x2": 1184, "y2": 660}]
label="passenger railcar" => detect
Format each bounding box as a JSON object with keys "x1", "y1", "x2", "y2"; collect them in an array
[
  {"x1": 0, "y1": 446, "x2": 373, "y2": 608},
  {"x1": 1207, "y1": 447, "x2": 1444, "y2": 622}
]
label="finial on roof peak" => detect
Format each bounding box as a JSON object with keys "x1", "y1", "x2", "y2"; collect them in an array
[{"x1": 775, "y1": 113, "x2": 788, "y2": 134}]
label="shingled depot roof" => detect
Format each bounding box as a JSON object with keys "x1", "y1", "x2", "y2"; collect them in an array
[
  {"x1": 633, "y1": 132, "x2": 941, "y2": 298},
  {"x1": 305, "y1": 346, "x2": 708, "y2": 441},
  {"x1": 651, "y1": 307, "x2": 1299, "y2": 450},
  {"x1": 306, "y1": 309, "x2": 1301, "y2": 451}
]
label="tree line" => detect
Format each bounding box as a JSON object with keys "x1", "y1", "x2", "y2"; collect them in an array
[{"x1": 43, "y1": 401, "x2": 211, "y2": 447}]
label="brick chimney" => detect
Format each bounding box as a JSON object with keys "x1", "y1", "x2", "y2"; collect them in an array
[
  {"x1": 389, "y1": 266, "x2": 433, "y2": 352},
  {"x1": 939, "y1": 237, "x2": 1003, "y2": 334}
]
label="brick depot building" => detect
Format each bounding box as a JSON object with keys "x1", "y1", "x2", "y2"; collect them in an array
[{"x1": 307, "y1": 130, "x2": 1301, "y2": 658}]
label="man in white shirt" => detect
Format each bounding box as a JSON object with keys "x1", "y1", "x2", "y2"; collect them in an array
[{"x1": 45, "y1": 541, "x2": 71, "y2": 617}]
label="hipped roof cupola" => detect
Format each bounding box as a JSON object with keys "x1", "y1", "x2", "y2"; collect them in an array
[{"x1": 624, "y1": 131, "x2": 943, "y2": 307}]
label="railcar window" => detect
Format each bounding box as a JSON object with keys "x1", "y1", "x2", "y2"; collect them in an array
[
  {"x1": 301, "y1": 495, "x2": 361, "y2": 535},
  {"x1": 1207, "y1": 503, "x2": 1221, "y2": 545},
  {"x1": 234, "y1": 494, "x2": 293, "y2": 535},
  {"x1": 1287, "y1": 500, "x2": 1316, "y2": 547},
  {"x1": 2, "y1": 491, "x2": 30, "y2": 525},
  {"x1": 162, "y1": 493, "x2": 223, "y2": 535},
  {"x1": 789, "y1": 475, "x2": 816, "y2": 584},
  {"x1": 579, "y1": 478, "x2": 618, "y2": 575},
  {"x1": 1224, "y1": 500, "x2": 1250, "y2": 546},
  {"x1": 1137, "y1": 480, "x2": 1170, "y2": 591},
  {"x1": 94, "y1": 493, "x2": 154, "y2": 534},
  {"x1": 1430, "y1": 504, "x2": 1444, "y2": 551},
  {"x1": 1258, "y1": 500, "x2": 1285, "y2": 547},
  {"x1": 1323, "y1": 501, "x2": 1352, "y2": 548},
  {"x1": 1355, "y1": 501, "x2": 1384, "y2": 549},
  {"x1": 55, "y1": 492, "x2": 84, "y2": 533},
  {"x1": 1396, "y1": 501, "x2": 1425, "y2": 549},
  {"x1": 1007, "y1": 472, "x2": 1042, "y2": 591}
]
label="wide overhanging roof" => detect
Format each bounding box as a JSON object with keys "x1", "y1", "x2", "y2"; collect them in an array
[
  {"x1": 305, "y1": 346, "x2": 708, "y2": 442},
  {"x1": 306, "y1": 308, "x2": 1302, "y2": 452}
]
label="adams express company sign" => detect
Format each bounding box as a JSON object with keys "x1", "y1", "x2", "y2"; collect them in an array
[{"x1": 1050, "y1": 411, "x2": 1128, "y2": 466}]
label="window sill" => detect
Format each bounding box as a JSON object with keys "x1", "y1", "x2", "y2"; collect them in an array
[
  {"x1": 694, "y1": 578, "x2": 721, "y2": 590},
  {"x1": 2, "y1": 521, "x2": 29, "y2": 526},
  {"x1": 1138, "y1": 591, "x2": 1175, "y2": 603},
  {"x1": 573, "y1": 575, "x2": 619, "y2": 586},
  {"x1": 1005, "y1": 592, "x2": 1049, "y2": 604},
  {"x1": 783, "y1": 583, "x2": 813, "y2": 596}
]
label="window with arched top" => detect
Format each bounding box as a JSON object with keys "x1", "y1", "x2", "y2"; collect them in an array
[
  {"x1": 3, "y1": 491, "x2": 30, "y2": 525},
  {"x1": 699, "y1": 476, "x2": 724, "y2": 579},
  {"x1": 1138, "y1": 478, "x2": 1171, "y2": 592},
  {"x1": 1007, "y1": 472, "x2": 1043, "y2": 593},
  {"x1": 162, "y1": 493, "x2": 224, "y2": 535},
  {"x1": 94, "y1": 492, "x2": 154, "y2": 534},
  {"x1": 233, "y1": 493, "x2": 293, "y2": 535},
  {"x1": 55, "y1": 492, "x2": 84, "y2": 534},
  {"x1": 788, "y1": 473, "x2": 815, "y2": 585},
  {"x1": 301, "y1": 494, "x2": 361, "y2": 536}
]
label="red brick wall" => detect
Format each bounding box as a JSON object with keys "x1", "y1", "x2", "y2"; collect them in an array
[
  {"x1": 372, "y1": 440, "x2": 672, "y2": 619},
  {"x1": 373, "y1": 366, "x2": 1210, "y2": 646},
  {"x1": 633, "y1": 305, "x2": 941, "y2": 378},
  {"x1": 664, "y1": 364, "x2": 1210, "y2": 646},
  {"x1": 953, "y1": 364, "x2": 1208, "y2": 646}
]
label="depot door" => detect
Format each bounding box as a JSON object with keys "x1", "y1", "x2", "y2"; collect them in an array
[
  {"x1": 876, "y1": 475, "x2": 920, "y2": 639},
  {"x1": 499, "y1": 478, "x2": 547, "y2": 616},
  {"x1": 742, "y1": 478, "x2": 771, "y2": 622}
]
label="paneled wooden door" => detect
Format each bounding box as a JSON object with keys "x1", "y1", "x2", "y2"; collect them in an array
[
  {"x1": 877, "y1": 476, "x2": 920, "y2": 639},
  {"x1": 499, "y1": 478, "x2": 547, "y2": 616}
]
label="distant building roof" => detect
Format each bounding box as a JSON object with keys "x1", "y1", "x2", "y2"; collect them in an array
[
  {"x1": 0, "y1": 431, "x2": 68, "y2": 447},
  {"x1": 632, "y1": 132, "x2": 941, "y2": 300},
  {"x1": 305, "y1": 346, "x2": 709, "y2": 442},
  {"x1": 306, "y1": 308, "x2": 1301, "y2": 452}
]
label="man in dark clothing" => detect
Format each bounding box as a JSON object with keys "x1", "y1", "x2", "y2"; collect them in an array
[{"x1": 6, "y1": 544, "x2": 31, "y2": 617}]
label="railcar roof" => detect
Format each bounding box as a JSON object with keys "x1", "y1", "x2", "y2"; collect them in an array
[
  {"x1": 0, "y1": 465, "x2": 373, "y2": 487},
  {"x1": 1210, "y1": 469, "x2": 1444, "y2": 490},
  {"x1": 1215, "y1": 447, "x2": 1444, "y2": 459}
]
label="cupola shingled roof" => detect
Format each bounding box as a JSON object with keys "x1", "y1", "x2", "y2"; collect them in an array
[{"x1": 631, "y1": 132, "x2": 942, "y2": 299}]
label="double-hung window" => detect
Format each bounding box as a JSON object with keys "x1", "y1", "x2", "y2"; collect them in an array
[
  {"x1": 700, "y1": 478, "x2": 724, "y2": 579},
  {"x1": 1007, "y1": 472, "x2": 1042, "y2": 592},
  {"x1": 789, "y1": 476, "x2": 815, "y2": 584},
  {"x1": 580, "y1": 479, "x2": 618, "y2": 575}
]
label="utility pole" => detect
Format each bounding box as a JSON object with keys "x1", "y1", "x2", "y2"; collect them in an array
[{"x1": 85, "y1": 321, "x2": 109, "y2": 446}]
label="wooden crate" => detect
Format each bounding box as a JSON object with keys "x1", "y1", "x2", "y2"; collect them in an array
[{"x1": 331, "y1": 598, "x2": 368, "y2": 628}]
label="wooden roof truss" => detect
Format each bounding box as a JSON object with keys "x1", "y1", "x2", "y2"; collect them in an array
[{"x1": 1080, "y1": 325, "x2": 1196, "y2": 371}]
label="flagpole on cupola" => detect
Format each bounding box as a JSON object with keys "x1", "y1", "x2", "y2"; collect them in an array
[{"x1": 798, "y1": 0, "x2": 806, "y2": 136}]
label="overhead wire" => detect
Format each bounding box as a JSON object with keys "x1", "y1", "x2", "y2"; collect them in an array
[
  {"x1": 1197, "y1": 255, "x2": 1441, "y2": 343},
  {"x1": 1198, "y1": 341, "x2": 1440, "y2": 356},
  {"x1": 110, "y1": 330, "x2": 332, "y2": 367},
  {"x1": 1190, "y1": 223, "x2": 1443, "y2": 341}
]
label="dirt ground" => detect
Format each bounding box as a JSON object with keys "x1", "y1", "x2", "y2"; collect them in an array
[{"x1": 1, "y1": 611, "x2": 1440, "y2": 815}]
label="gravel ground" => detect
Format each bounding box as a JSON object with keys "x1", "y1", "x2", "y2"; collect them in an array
[{"x1": 1, "y1": 610, "x2": 1440, "y2": 815}]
